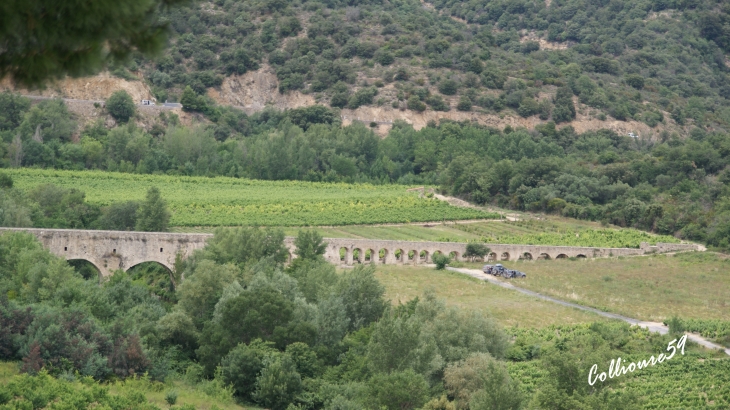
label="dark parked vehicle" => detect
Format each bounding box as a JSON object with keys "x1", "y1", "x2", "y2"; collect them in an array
[{"x1": 482, "y1": 263, "x2": 526, "y2": 279}]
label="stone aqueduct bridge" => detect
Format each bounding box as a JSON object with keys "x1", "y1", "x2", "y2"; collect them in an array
[{"x1": 0, "y1": 228, "x2": 703, "y2": 277}]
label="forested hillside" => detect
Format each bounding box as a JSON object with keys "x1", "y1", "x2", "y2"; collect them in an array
[{"x1": 137, "y1": 0, "x2": 730, "y2": 130}]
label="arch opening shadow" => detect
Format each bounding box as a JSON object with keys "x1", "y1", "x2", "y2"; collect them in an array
[
  {"x1": 67, "y1": 259, "x2": 102, "y2": 281},
  {"x1": 537, "y1": 253, "x2": 551, "y2": 260},
  {"x1": 408, "y1": 250, "x2": 417, "y2": 262},
  {"x1": 378, "y1": 248, "x2": 388, "y2": 264},
  {"x1": 519, "y1": 252, "x2": 533, "y2": 260},
  {"x1": 394, "y1": 249, "x2": 404, "y2": 263},
  {"x1": 127, "y1": 261, "x2": 176, "y2": 300},
  {"x1": 576, "y1": 254, "x2": 587, "y2": 259},
  {"x1": 449, "y1": 251, "x2": 459, "y2": 261},
  {"x1": 339, "y1": 247, "x2": 348, "y2": 262},
  {"x1": 353, "y1": 248, "x2": 363, "y2": 263},
  {"x1": 556, "y1": 254, "x2": 568, "y2": 259},
  {"x1": 420, "y1": 250, "x2": 430, "y2": 263},
  {"x1": 364, "y1": 249, "x2": 375, "y2": 263},
  {"x1": 500, "y1": 252, "x2": 510, "y2": 261},
  {"x1": 487, "y1": 252, "x2": 497, "y2": 262}
]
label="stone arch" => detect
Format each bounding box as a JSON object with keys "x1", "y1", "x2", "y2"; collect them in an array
[
  {"x1": 353, "y1": 248, "x2": 363, "y2": 263},
  {"x1": 576, "y1": 254, "x2": 587, "y2": 259},
  {"x1": 449, "y1": 251, "x2": 460, "y2": 261},
  {"x1": 537, "y1": 253, "x2": 551, "y2": 260},
  {"x1": 378, "y1": 248, "x2": 389, "y2": 264},
  {"x1": 339, "y1": 247, "x2": 348, "y2": 262},
  {"x1": 408, "y1": 250, "x2": 417, "y2": 263},
  {"x1": 556, "y1": 254, "x2": 568, "y2": 259},
  {"x1": 67, "y1": 259, "x2": 102, "y2": 281},
  {"x1": 126, "y1": 260, "x2": 174, "y2": 274},
  {"x1": 500, "y1": 252, "x2": 510, "y2": 261},
  {"x1": 394, "y1": 249, "x2": 404, "y2": 263},
  {"x1": 364, "y1": 249, "x2": 376, "y2": 263},
  {"x1": 420, "y1": 250, "x2": 430, "y2": 263},
  {"x1": 519, "y1": 252, "x2": 533, "y2": 260},
  {"x1": 487, "y1": 252, "x2": 497, "y2": 262}
]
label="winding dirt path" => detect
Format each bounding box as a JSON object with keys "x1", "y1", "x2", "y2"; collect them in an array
[{"x1": 447, "y1": 267, "x2": 730, "y2": 356}]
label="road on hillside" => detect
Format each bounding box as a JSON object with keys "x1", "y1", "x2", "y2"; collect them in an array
[
  {"x1": 447, "y1": 267, "x2": 730, "y2": 356},
  {"x1": 19, "y1": 94, "x2": 181, "y2": 108}
]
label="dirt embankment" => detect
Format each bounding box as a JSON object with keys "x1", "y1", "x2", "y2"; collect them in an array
[
  {"x1": 1, "y1": 72, "x2": 153, "y2": 102},
  {"x1": 206, "y1": 64, "x2": 315, "y2": 112}
]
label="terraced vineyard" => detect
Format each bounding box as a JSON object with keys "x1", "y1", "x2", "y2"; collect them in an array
[
  {"x1": 179, "y1": 217, "x2": 678, "y2": 248},
  {"x1": 5, "y1": 169, "x2": 497, "y2": 226}
]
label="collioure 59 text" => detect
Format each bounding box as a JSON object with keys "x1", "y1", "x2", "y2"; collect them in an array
[{"x1": 588, "y1": 334, "x2": 688, "y2": 385}]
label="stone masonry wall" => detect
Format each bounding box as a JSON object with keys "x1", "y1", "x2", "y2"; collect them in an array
[{"x1": 0, "y1": 228, "x2": 703, "y2": 276}]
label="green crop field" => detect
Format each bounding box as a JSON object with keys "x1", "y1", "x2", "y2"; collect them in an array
[
  {"x1": 178, "y1": 218, "x2": 681, "y2": 248},
  {"x1": 5, "y1": 169, "x2": 498, "y2": 226}
]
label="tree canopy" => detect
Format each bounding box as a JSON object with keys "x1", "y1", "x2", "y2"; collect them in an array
[{"x1": 0, "y1": 0, "x2": 188, "y2": 88}]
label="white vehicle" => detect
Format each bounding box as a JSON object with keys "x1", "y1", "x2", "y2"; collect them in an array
[{"x1": 141, "y1": 100, "x2": 156, "y2": 106}]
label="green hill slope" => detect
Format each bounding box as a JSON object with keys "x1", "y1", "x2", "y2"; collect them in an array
[{"x1": 140, "y1": 0, "x2": 730, "y2": 129}]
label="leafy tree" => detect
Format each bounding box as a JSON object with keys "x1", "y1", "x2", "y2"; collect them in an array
[
  {"x1": 456, "y1": 96, "x2": 472, "y2": 112},
  {"x1": 367, "y1": 369, "x2": 429, "y2": 410},
  {"x1": 294, "y1": 229, "x2": 328, "y2": 261},
  {"x1": 180, "y1": 86, "x2": 203, "y2": 112},
  {"x1": 464, "y1": 243, "x2": 490, "y2": 261},
  {"x1": 553, "y1": 86, "x2": 576, "y2": 123},
  {"x1": 438, "y1": 79, "x2": 458, "y2": 95},
  {"x1": 177, "y1": 260, "x2": 239, "y2": 329},
  {"x1": 253, "y1": 354, "x2": 303, "y2": 410},
  {"x1": 427, "y1": 95, "x2": 450, "y2": 111},
  {"x1": 288, "y1": 106, "x2": 337, "y2": 130},
  {"x1": 28, "y1": 184, "x2": 100, "y2": 229},
  {"x1": 201, "y1": 226, "x2": 289, "y2": 268},
  {"x1": 157, "y1": 310, "x2": 199, "y2": 358},
  {"x1": 221, "y1": 339, "x2": 277, "y2": 400},
  {"x1": 467, "y1": 359, "x2": 523, "y2": 410},
  {"x1": 625, "y1": 74, "x2": 645, "y2": 90},
  {"x1": 18, "y1": 99, "x2": 76, "y2": 142},
  {"x1": 107, "y1": 90, "x2": 136, "y2": 123},
  {"x1": 135, "y1": 186, "x2": 170, "y2": 232},
  {"x1": 286, "y1": 342, "x2": 320, "y2": 378},
  {"x1": 408, "y1": 95, "x2": 426, "y2": 112},
  {"x1": 445, "y1": 353, "x2": 494, "y2": 409},
  {"x1": 96, "y1": 201, "x2": 139, "y2": 230},
  {"x1": 0, "y1": 0, "x2": 187, "y2": 88},
  {"x1": 288, "y1": 259, "x2": 338, "y2": 303},
  {"x1": 432, "y1": 253, "x2": 451, "y2": 269},
  {"x1": 0, "y1": 92, "x2": 31, "y2": 131},
  {"x1": 335, "y1": 264, "x2": 387, "y2": 331},
  {"x1": 518, "y1": 97, "x2": 540, "y2": 117}
]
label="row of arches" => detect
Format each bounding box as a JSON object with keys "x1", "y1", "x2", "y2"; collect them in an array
[
  {"x1": 67, "y1": 259, "x2": 173, "y2": 281},
  {"x1": 336, "y1": 247, "x2": 462, "y2": 264},
  {"x1": 330, "y1": 247, "x2": 588, "y2": 265}
]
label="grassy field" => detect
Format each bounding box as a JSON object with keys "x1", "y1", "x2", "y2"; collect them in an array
[
  {"x1": 176, "y1": 216, "x2": 681, "y2": 248},
  {"x1": 371, "y1": 264, "x2": 608, "y2": 328},
  {"x1": 456, "y1": 252, "x2": 730, "y2": 323},
  {"x1": 6, "y1": 168, "x2": 497, "y2": 226}
]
